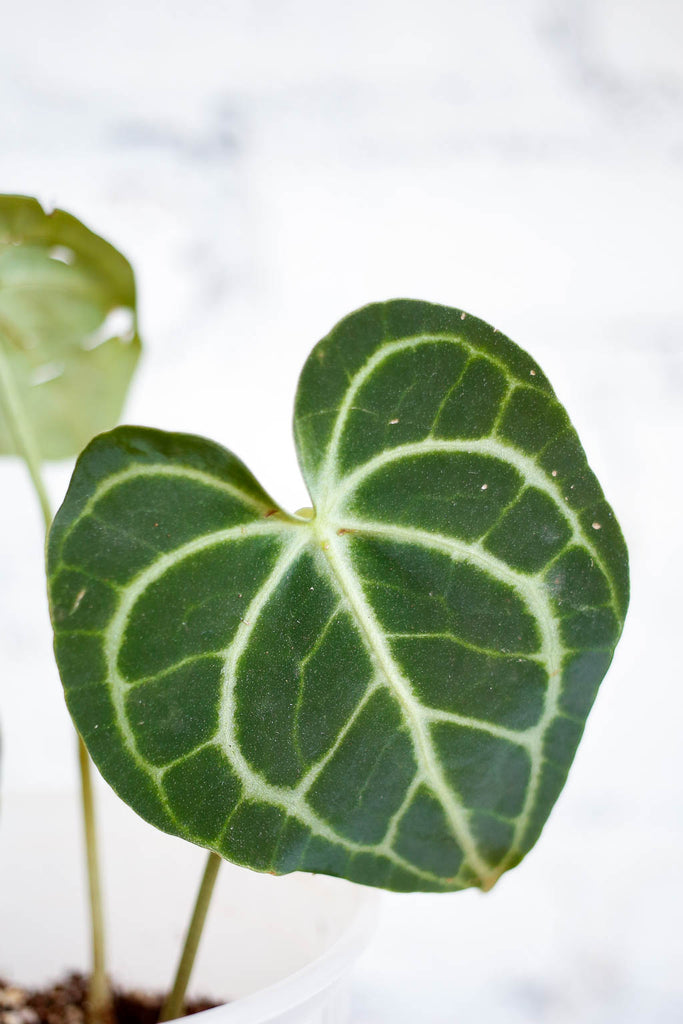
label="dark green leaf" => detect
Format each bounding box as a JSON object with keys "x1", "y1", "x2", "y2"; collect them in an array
[{"x1": 47, "y1": 300, "x2": 629, "y2": 892}]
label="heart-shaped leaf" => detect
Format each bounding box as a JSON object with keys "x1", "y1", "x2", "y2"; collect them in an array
[
  {"x1": 0, "y1": 196, "x2": 140, "y2": 460},
  {"x1": 47, "y1": 301, "x2": 628, "y2": 892}
]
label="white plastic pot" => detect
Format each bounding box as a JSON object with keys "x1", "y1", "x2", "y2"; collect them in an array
[{"x1": 0, "y1": 788, "x2": 379, "y2": 1024}]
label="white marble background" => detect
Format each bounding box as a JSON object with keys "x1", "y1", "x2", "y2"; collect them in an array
[{"x1": 1, "y1": 1, "x2": 682, "y2": 1021}]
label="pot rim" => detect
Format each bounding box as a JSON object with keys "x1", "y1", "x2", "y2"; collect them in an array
[{"x1": 184, "y1": 883, "x2": 380, "y2": 1023}]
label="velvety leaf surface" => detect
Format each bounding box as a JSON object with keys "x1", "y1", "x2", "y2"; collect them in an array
[
  {"x1": 47, "y1": 300, "x2": 629, "y2": 892},
  {"x1": 0, "y1": 196, "x2": 140, "y2": 459}
]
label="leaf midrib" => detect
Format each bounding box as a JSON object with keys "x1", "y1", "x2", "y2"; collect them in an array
[
  {"x1": 319, "y1": 511, "x2": 568, "y2": 876},
  {"x1": 313, "y1": 518, "x2": 495, "y2": 887}
]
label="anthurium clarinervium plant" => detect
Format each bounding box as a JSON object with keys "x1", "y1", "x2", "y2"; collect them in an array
[
  {"x1": 46, "y1": 298, "x2": 628, "y2": 1009},
  {"x1": 0, "y1": 195, "x2": 141, "y2": 1024}
]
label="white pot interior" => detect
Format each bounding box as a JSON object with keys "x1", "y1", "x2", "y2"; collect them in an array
[{"x1": 0, "y1": 786, "x2": 376, "y2": 1007}]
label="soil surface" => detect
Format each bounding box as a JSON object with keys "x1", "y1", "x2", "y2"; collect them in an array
[{"x1": 0, "y1": 975, "x2": 219, "y2": 1024}]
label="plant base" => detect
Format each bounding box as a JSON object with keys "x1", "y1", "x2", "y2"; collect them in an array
[{"x1": 0, "y1": 975, "x2": 219, "y2": 1024}]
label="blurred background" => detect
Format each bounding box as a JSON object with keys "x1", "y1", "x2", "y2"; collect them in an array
[{"x1": 0, "y1": 1, "x2": 681, "y2": 1021}]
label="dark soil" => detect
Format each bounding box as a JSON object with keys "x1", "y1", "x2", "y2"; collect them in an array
[{"x1": 0, "y1": 975, "x2": 219, "y2": 1024}]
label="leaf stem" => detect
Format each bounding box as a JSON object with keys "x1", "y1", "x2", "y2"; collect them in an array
[
  {"x1": 0, "y1": 333, "x2": 112, "y2": 1024},
  {"x1": 160, "y1": 852, "x2": 222, "y2": 1022},
  {"x1": 79, "y1": 734, "x2": 112, "y2": 1024},
  {"x1": 0, "y1": 338, "x2": 51, "y2": 529}
]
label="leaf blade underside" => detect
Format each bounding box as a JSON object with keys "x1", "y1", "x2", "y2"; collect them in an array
[
  {"x1": 0, "y1": 195, "x2": 140, "y2": 460},
  {"x1": 48, "y1": 300, "x2": 629, "y2": 893}
]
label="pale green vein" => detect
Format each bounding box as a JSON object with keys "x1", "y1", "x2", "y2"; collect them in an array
[
  {"x1": 385, "y1": 631, "x2": 545, "y2": 663},
  {"x1": 292, "y1": 600, "x2": 344, "y2": 767},
  {"x1": 323, "y1": 516, "x2": 566, "y2": 878},
  {"x1": 215, "y1": 532, "x2": 309, "y2": 765},
  {"x1": 62, "y1": 461, "x2": 283, "y2": 546},
  {"x1": 381, "y1": 777, "x2": 422, "y2": 849},
  {"x1": 324, "y1": 435, "x2": 618, "y2": 612},
  {"x1": 490, "y1": 381, "x2": 517, "y2": 435},
  {"x1": 314, "y1": 523, "x2": 495, "y2": 887},
  {"x1": 88, "y1": 509, "x2": 168, "y2": 555},
  {"x1": 317, "y1": 331, "x2": 538, "y2": 499},
  {"x1": 102, "y1": 519, "x2": 293, "y2": 801},
  {"x1": 420, "y1": 707, "x2": 535, "y2": 748},
  {"x1": 333, "y1": 515, "x2": 548, "y2": 625},
  {"x1": 124, "y1": 651, "x2": 222, "y2": 691},
  {"x1": 428, "y1": 352, "x2": 473, "y2": 437},
  {"x1": 160, "y1": 740, "x2": 217, "y2": 778},
  {"x1": 296, "y1": 677, "x2": 382, "y2": 798}
]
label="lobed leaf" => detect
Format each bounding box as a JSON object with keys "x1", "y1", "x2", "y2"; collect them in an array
[
  {"x1": 0, "y1": 196, "x2": 140, "y2": 460},
  {"x1": 47, "y1": 300, "x2": 628, "y2": 892}
]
